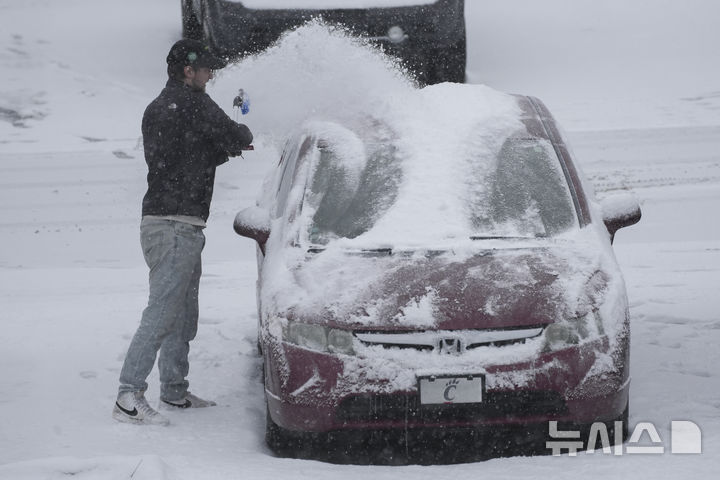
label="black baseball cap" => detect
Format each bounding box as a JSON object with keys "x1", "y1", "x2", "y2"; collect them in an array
[{"x1": 166, "y1": 39, "x2": 225, "y2": 70}]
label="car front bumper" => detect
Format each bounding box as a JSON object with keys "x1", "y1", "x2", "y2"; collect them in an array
[{"x1": 264, "y1": 335, "x2": 630, "y2": 433}]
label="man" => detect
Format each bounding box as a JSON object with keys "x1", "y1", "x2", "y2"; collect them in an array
[{"x1": 113, "y1": 39, "x2": 253, "y2": 425}]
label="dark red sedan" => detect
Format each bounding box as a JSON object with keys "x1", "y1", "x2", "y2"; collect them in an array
[{"x1": 234, "y1": 85, "x2": 641, "y2": 460}]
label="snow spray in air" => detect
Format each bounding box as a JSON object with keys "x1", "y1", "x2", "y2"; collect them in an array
[{"x1": 210, "y1": 19, "x2": 418, "y2": 145}]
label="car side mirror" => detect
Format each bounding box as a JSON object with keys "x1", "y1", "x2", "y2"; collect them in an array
[
  {"x1": 233, "y1": 206, "x2": 271, "y2": 254},
  {"x1": 600, "y1": 193, "x2": 641, "y2": 243}
]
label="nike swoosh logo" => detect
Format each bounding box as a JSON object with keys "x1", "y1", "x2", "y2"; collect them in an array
[{"x1": 116, "y1": 402, "x2": 138, "y2": 417}]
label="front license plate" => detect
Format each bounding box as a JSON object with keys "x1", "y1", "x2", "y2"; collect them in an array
[{"x1": 418, "y1": 374, "x2": 485, "y2": 405}]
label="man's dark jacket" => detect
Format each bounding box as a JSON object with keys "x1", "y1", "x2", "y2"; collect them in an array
[{"x1": 141, "y1": 79, "x2": 253, "y2": 221}]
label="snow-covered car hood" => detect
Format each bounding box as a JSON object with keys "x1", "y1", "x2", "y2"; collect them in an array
[{"x1": 267, "y1": 238, "x2": 614, "y2": 332}]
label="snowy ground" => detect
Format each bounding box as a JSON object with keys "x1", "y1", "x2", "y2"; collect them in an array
[{"x1": 1, "y1": 0, "x2": 719, "y2": 478}]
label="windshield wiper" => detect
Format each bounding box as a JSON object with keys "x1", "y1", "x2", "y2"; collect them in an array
[
  {"x1": 306, "y1": 247, "x2": 393, "y2": 255},
  {"x1": 469, "y1": 234, "x2": 547, "y2": 240},
  {"x1": 359, "y1": 247, "x2": 393, "y2": 256}
]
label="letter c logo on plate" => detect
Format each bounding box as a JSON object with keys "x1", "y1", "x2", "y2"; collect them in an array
[{"x1": 443, "y1": 379, "x2": 460, "y2": 402}]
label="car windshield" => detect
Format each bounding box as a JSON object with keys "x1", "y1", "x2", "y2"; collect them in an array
[
  {"x1": 466, "y1": 132, "x2": 578, "y2": 239},
  {"x1": 302, "y1": 112, "x2": 579, "y2": 246},
  {"x1": 305, "y1": 124, "x2": 403, "y2": 245}
]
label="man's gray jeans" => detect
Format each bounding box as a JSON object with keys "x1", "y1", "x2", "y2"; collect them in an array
[{"x1": 119, "y1": 217, "x2": 205, "y2": 402}]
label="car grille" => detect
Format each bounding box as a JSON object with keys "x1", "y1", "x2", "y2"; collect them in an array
[
  {"x1": 355, "y1": 327, "x2": 544, "y2": 353},
  {"x1": 337, "y1": 391, "x2": 567, "y2": 423}
]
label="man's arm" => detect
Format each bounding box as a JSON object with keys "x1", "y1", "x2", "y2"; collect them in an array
[{"x1": 198, "y1": 94, "x2": 254, "y2": 156}]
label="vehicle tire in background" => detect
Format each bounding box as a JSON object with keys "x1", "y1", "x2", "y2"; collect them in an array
[{"x1": 427, "y1": 38, "x2": 467, "y2": 84}]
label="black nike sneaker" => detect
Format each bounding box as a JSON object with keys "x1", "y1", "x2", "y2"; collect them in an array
[{"x1": 112, "y1": 391, "x2": 170, "y2": 426}]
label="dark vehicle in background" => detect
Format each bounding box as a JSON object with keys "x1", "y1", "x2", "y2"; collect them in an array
[
  {"x1": 182, "y1": 0, "x2": 466, "y2": 85},
  {"x1": 233, "y1": 85, "x2": 641, "y2": 462}
]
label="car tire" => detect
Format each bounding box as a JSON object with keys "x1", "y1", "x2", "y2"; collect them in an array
[
  {"x1": 592, "y1": 400, "x2": 630, "y2": 447},
  {"x1": 265, "y1": 407, "x2": 307, "y2": 455},
  {"x1": 616, "y1": 400, "x2": 630, "y2": 443},
  {"x1": 181, "y1": 0, "x2": 202, "y2": 40},
  {"x1": 265, "y1": 407, "x2": 287, "y2": 452}
]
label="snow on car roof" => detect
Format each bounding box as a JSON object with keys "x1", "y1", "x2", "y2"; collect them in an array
[
  {"x1": 233, "y1": 0, "x2": 438, "y2": 9},
  {"x1": 297, "y1": 83, "x2": 579, "y2": 249}
]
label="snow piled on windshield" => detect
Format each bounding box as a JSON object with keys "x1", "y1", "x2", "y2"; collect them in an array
[
  {"x1": 306, "y1": 120, "x2": 368, "y2": 188},
  {"x1": 344, "y1": 83, "x2": 522, "y2": 248}
]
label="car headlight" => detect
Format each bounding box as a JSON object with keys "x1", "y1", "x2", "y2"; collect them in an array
[
  {"x1": 542, "y1": 310, "x2": 604, "y2": 352},
  {"x1": 284, "y1": 321, "x2": 355, "y2": 355}
]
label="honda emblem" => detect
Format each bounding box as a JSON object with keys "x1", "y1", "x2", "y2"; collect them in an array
[{"x1": 438, "y1": 338, "x2": 463, "y2": 355}]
